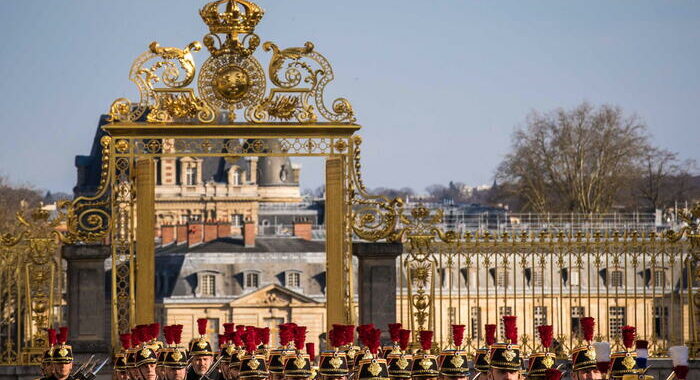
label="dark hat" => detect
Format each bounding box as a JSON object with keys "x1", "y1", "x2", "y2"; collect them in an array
[
  {"x1": 43, "y1": 328, "x2": 57, "y2": 364},
  {"x1": 438, "y1": 350, "x2": 470, "y2": 377},
  {"x1": 268, "y1": 347, "x2": 295, "y2": 373},
  {"x1": 610, "y1": 351, "x2": 638, "y2": 378},
  {"x1": 319, "y1": 350, "x2": 349, "y2": 376},
  {"x1": 357, "y1": 358, "x2": 390, "y2": 380},
  {"x1": 283, "y1": 353, "x2": 313, "y2": 378},
  {"x1": 163, "y1": 347, "x2": 188, "y2": 368},
  {"x1": 136, "y1": 345, "x2": 158, "y2": 367},
  {"x1": 125, "y1": 347, "x2": 139, "y2": 369},
  {"x1": 191, "y1": 319, "x2": 214, "y2": 356},
  {"x1": 571, "y1": 345, "x2": 597, "y2": 372},
  {"x1": 344, "y1": 345, "x2": 361, "y2": 371},
  {"x1": 114, "y1": 354, "x2": 128, "y2": 371},
  {"x1": 526, "y1": 352, "x2": 556, "y2": 377},
  {"x1": 353, "y1": 348, "x2": 373, "y2": 372},
  {"x1": 386, "y1": 353, "x2": 412, "y2": 379},
  {"x1": 488, "y1": 343, "x2": 521, "y2": 371},
  {"x1": 53, "y1": 327, "x2": 73, "y2": 364},
  {"x1": 240, "y1": 354, "x2": 269, "y2": 379},
  {"x1": 411, "y1": 353, "x2": 439, "y2": 378},
  {"x1": 473, "y1": 348, "x2": 489, "y2": 373}
]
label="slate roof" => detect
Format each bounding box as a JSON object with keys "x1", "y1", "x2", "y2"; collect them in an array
[{"x1": 156, "y1": 237, "x2": 325, "y2": 255}]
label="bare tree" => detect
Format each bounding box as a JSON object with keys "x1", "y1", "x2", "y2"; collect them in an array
[
  {"x1": 0, "y1": 176, "x2": 43, "y2": 233},
  {"x1": 497, "y1": 103, "x2": 650, "y2": 213}
]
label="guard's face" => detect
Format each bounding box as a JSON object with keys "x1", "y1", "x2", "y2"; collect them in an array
[
  {"x1": 193, "y1": 355, "x2": 214, "y2": 376},
  {"x1": 116, "y1": 370, "x2": 130, "y2": 380},
  {"x1": 157, "y1": 366, "x2": 165, "y2": 379},
  {"x1": 41, "y1": 362, "x2": 54, "y2": 376},
  {"x1": 487, "y1": 368, "x2": 520, "y2": 380},
  {"x1": 227, "y1": 364, "x2": 239, "y2": 380},
  {"x1": 573, "y1": 369, "x2": 603, "y2": 380},
  {"x1": 53, "y1": 363, "x2": 73, "y2": 378},
  {"x1": 138, "y1": 363, "x2": 158, "y2": 380},
  {"x1": 165, "y1": 366, "x2": 187, "y2": 380},
  {"x1": 322, "y1": 376, "x2": 347, "y2": 380}
]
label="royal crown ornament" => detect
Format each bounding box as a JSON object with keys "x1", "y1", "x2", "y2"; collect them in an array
[{"x1": 200, "y1": 0, "x2": 264, "y2": 56}]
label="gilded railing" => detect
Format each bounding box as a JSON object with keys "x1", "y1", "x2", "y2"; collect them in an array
[
  {"x1": 0, "y1": 207, "x2": 65, "y2": 365},
  {"x1": 394, "y1": 204, "x2": 700, "y2": 359}
]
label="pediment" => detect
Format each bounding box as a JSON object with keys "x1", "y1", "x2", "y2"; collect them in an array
[{"x1": 230, "y1": 284, "x2": 319, "y2": 307}]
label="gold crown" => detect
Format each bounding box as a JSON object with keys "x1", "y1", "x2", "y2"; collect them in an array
[{"x1": 200, "y1": 0, "x2": 264, "y2": 36}]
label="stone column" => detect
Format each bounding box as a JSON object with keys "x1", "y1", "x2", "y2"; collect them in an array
[
  {"x1": 353, "y1": 242, "x2": 403, "y2": 341},
  {"x1": 62, "y1": 244, "x2": 111, "y2": 353}
]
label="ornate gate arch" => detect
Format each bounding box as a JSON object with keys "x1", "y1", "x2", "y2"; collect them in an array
[{"x1": 58, "y1": 0, "x2": 402, "y2": 347}]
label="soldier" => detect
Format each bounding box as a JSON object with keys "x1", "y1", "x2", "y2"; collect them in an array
[
  {"x1": 472, "y1": 324, "x2": 496, "y2": 379},
  {"x1": 115, "y1": 333, "x2": 132, "y2": 380},
  {"x1": 239, "y1": 328, "x2": 269, "y2": 380},
  {"x1": 609, "y1": 326, "x2": 638, "y2": 379},
  {"x1": 411, "y1": 330, "x2": 439, "y2": 380},
  {"x1": 52, "y1": 327, "x2": 75, "y2": 380},
  {"x1": 525, "y1": 325, "x2": 555, "y2": 379},
  {"x1": 127, "y1": 327, "x2": 143, "y2": 380},
  {"x1": 318, "y1": 325, "x2": 351, "y2": 380},
  {"x1": 437, "y1": 325, "x2": 470, "y2": 380},
  {"x1": 227, "y1": 330, "x2": 245, "y2": 380},
  {"x1": 570, "y1": 317, "x2": 602, "y2": 380},
  {"x1": 282, "y1": 326, "x2": 313, "y2": 380},
  {"x1": 353, "y1": 325, "x2": 378, "y2": 380},
  {"x1": 486, "y1": 316, "x2": 521, "y2": 380},
  {"x1": 187, "y1": 319, "x2": 217, "y2": 380},
  {"x1": 162, "y1": 325, "x2": 188, "y2": 380},
  {"x1": 38, "y1": 328, "x2": 57, "y2": 380},
  {"x1": 218, "y1": 324, "x2": 236, "y2": 380},
  {"x1": 386, "y1": 329, "x2": 412, "y2": 380},
  {"x1": 668, "y1": 346, "x2": 689, "y2": 380},
  {"x1": 270, "y1": 324, "x2": 297, "y2": 380},
  {"x1": 382, "y1": 324, "x2": 403, "y2": 359},
  {"x1": 135, "y1": 325, "x2": 159, "y2": 380},
  {"x1": 356, "y1": 326, "x2": 389, "y2": 380}
]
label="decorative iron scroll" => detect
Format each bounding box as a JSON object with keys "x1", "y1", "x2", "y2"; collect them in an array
[
  {"x1": 393, "y1": 203, "x2": 699, "y2": 359},
  {"x1": 0, "y1": 207, "x2": 63, "y2": 366},
  {"x1": 107, "y1": 0, "x2": 354, "y2": 125}
]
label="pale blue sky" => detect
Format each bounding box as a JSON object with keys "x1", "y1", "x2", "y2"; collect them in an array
[{"x1": 0, "y1": 1, "x2": 698, "y2": 194}]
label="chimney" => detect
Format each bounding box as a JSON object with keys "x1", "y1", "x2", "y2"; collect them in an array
[
  {"x1": 243, "y1": 221, "x2": 256, "y2": 248},
  {"x1": 217, "y1": 222, "x2": 231, "y2": 238},
  {"x1": 204, "y1": 222, "x2": 218, "y2": 243},
  {"x1": 293, "y1": 218, "x2": 313, "y2": 241},
  {"x1": 161, "y1": 225, "x2": 175, "y2": 246},
  {"x1": 176, "y1": 225, "x2": 188, "y2": 245},
  {"x1": 187, "y1": 222, "x2": 204, "y2": 247}
]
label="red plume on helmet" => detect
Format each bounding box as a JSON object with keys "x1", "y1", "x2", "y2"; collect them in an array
[
  {"x1": 236, "y1": 325, "x2": 245, "y2": 334},
  {"x1": 259, "y1": 327, "x2": 270, "y2": 346},
  {"x1": 502, "y1": 316, "x2": 517, "y2": 344},
  {"x1": 621, "y1": 326, "x2": 636, "y2": 350},
  {"x1": 580, "y1": 317, "x2": 595, "y2": 342},
  {"x1": 306, "y1": 343, "x2": 315, "y2": 361},
  {"x1": 419, "y1": 330, "x2": 433, "y2": 352},
  {"x1": 131, "y1": 328, "x2": 140, "y2": 346},
  {"x1": 329, "y1": 326, "x2": 343, "y2": 348},
  {"x1": 223, "y1": 323, "x2": 235, "y2": 334},
  {"x1": 197, "y1": 318, "x2": 208, "y2": 336},
  {"x1": 343, "y1": 325, "x2": 355, "y2": 346},
  {"x1": 120, "y1": 333, "x2": 132, "y2": 350},
  {"x1": 388, "y1": 323, "x2": 402, "y2": 343},
  {"x1": 538, "y1": 325, "x2": 553, "y2": 349},
  {"x1": 47, "y1": 329, "x2": 57, "y2": 347},
  {"x1": 149, "y1": 323, "x2": 160, "y2": 342},
  {"x1": 294, "y1": 326, "x2": 307, "y2": 351},
  {"x1": 485, "y1": 324, "x2": 497, "y2": 346},
  {"x1": 452, "y1": 325, "x2": 465, "y2": 348},
  {"x1": 244, "y1": 329, "x2": 258, "y2": 354},
  {"x1": 357, "y1": 325, "x2": 374, "y2": 347},
  {"x1": 58, "y1": 327, "x2": 68, "y2": 345},
  {"x1": 174, "y1": 325, "x2": 183, "y2": 345},
  {"x1": 163, "y1": 326, "x2": 172, "y2": 345},
  {"x1": 368, "y1": 328, "x2": 381, "y2": 355},
  {"x1": 232, "y1": 331, "x2": 243, "y2": 347},
  {"x1": 398, "y1": 329, "x2": 411, "y2": 351}
]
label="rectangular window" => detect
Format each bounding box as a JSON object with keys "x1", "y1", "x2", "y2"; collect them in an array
[
  {"x1": 534, "y1": 306, "x2": 547, "y2": 338},
  {"x1": 201, "y1": 274, "x2": 215, "y2": 296},
  {"x1": 499, "y1": 306, "x2": 513, "y2": 340},
  {"x1": 232, "y1": 214, "x2": 242, "y2": 227},
  {"x1": 654, "y1": 306, "x2": 669, "y2": 339},
  {"x1": 470, "y1": 307, "x2": 482, "y2": 339},
  {"x1": 244, "y1": 272, "x2": 259, "y2": 289},
  {"x1": 533, "y1": 268, "x2": 544, "y2": 287},
  {"x1": 571, "y1": 306, "x2": 585, "y2": 338},
  {"x1": 609, "y1": 306, "x2": 626, "y2": 337},
  {"x1": 610, "y1": 270, "x2": 624, "y2": 288},
  {"x1": 497, "y1": 270, "x2": 510, "y2": 288},
  {"x1": 186, "y1": 166, "x2": 197, "y2": 185},
  {"x1": 287, "y1": 271, "x2": 301, "y2": 288},
  {"x1": 653, "y1": 270, "x2": 665, "y2": 287}
]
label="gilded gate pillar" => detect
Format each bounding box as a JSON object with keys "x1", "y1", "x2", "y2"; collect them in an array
[
  {"x1": 135, "y1": 159, "x2": 156, "y2": 325},
  {"x1": 63, "y1": 244, "x2": 111, "y2": 353}
]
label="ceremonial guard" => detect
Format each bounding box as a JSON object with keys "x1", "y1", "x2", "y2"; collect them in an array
[
  {"x1": 382, "y1": 324, "x2": 403, "y2": 360},
  {"x1": 386, "y1": 329, "x2": 412, "y2": 380},
  {"x1": 270, "y1": 324, "x2": 298, "y2": 380},
  {"x1": 525, "y1": 325, "x2": 556, "y2": 379},
  {"x1": 319, "y1": 325, "x2": 351, "y2": 380},
  {"x1": 227, "y1": 328, "x2": 245, "y2": 380},
  {"x1": 570, "y1": 317, "x2": 601, "y2": 380},
  {"x1": 50, "y1": 327, "x2": 74, "y2": 380},
  {"x1": 135, "y1": 325, "x2": 159, "y2": 380},
  {"x1": 161, "y1": 325, "x2": 187, "y2": 380},
  {"x1": 38, "y1": 328, "x2": 57, "y2": 380},
  {"x1": 356, "y1": 326, "x2": 389, "y2": 380},
  {"x1": 187, "y1": 319, "x2": 218, "y2": 380},
  {"x1": 239, "y1": 328, "x2": 269, "y2": 380},
  {"x1": 218, "y1": 324, "x2": 236, "y2": 380},
  {"x1": 609, "y1": 326, "x2": 639, "y2": 379},
  {"x1": 487, "y1": 316, "x2": 521, "y2": 380},
  {"x1": 437, "y1": 325, "x2": 470, "y2": 380},
  {"x1": 353, "y1": 325, "x2": 377, "y2": 379},
  {"x1": 282, "y1": 326, "x2": 313, "y2": 380},
  {"x1": 115, "y1": 333, "x2": 132, "y2": 380},
  {"x1": 411, "y1": 330, "x2": 439, "y2": 380},
  {"x1": 472, "y1": 324, "x2": 496, "y2": 378}
]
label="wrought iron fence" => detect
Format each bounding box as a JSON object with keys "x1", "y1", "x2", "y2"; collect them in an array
[
  {"x1": 395, "y1": 205, "x2": 699, "y2": 359},
  {"x1": 0, "y1": 207, "x2": 65, "y2": 365}
]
